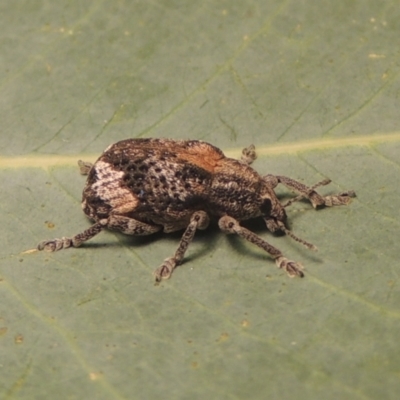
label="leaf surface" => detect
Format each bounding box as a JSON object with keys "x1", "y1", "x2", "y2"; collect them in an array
[{"x1": 1, "y1": 1, "x2": 400, "y2": 399}]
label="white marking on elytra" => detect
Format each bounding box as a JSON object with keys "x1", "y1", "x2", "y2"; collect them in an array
[{"x1": 92, "y1": 161, "x2": 138, "y2": 214}]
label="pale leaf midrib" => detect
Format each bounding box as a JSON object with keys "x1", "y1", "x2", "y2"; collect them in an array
[{"x1": 1, "y1": 132, "x2": 399, "y2": 169}]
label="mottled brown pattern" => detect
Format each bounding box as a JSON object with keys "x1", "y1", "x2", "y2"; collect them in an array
[{"x1": 38, "y1": 139, "x2": 356, "y2": 281}]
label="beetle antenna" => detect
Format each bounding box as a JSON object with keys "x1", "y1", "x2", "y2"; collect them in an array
[{"x1": 276, "y1": 221, "x2": 317, "y2": 251}]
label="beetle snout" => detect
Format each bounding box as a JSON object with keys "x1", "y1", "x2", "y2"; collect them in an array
[{"x1": 264, "y1": 205, "x2": 288, "y2": 233}]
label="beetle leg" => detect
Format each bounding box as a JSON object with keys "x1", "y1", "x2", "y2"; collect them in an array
[
  {"x1": 264, "y1": 174, "x2": 356, "y2": 208},
  {"x1": 240, "y1": 144, "x2": 257, "y2": 165},
  {"x1": 219, "y1": 215, "x2": 304, "y2": 278},
  {"x1": 38, "y1": 215, "x2": 161, "y2": 252},
  {"x1": 153, "y1": 211, "x2": 210, "y2": 282},
  {"x1": 37, "y1": 219, "x2": 108, "y2": 251},
  {"x1": 77, "y1": 160, "x2": 94, "y2": 175},
  {"x1": 106, "y1": 215, "x2": 161, "y2": 235}
]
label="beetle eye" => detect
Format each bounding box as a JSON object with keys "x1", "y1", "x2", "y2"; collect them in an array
[{"x1": 260, "y1": 198, "x2": 272, "y2": 215}]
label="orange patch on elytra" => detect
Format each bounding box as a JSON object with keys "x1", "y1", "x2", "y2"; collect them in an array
[{"x1": 177, "y1": 142, "x2": 224, "y2": 173}]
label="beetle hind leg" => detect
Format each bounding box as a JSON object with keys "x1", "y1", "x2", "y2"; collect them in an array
[
  {"x1": 38, "y1": 215, "x2": 161, "y2": 252},
  {"x1": 240, "y1": 144, "x2": 257, "y2": 165},
  {"x1": 37, "y1": 219, "x2": 108, "y2": 251},
  {"x1": 78, "y1": 160, "x2": 93, "y2": 175}
]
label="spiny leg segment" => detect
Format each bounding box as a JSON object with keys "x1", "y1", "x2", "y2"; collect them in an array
[
  {"x1": 153, "y1": 211, "x2": 210, "y2": 282},
  {"x1": 218, "y1": 215, "x2": 304, "y2": 278},
  {"x1": 264, "y1": 174, "x2": 356, "y2": 208},
  {"x1": 37, "y1": 219, "x2": 108, "y2": 251},
  {"x1": 240, "y1": 144, "x2": 257, "y2": 165}
]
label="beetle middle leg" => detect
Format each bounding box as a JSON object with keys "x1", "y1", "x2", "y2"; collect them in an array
[
  {"x1": 153, "y1": 211, "x2": 210, "y2": 282},
  {"x1": 219, "y1": 215, "x2": 304, "y2": 278},
  {"x1": 264, "y1": 174, "x2": 356, "y2": 208}
]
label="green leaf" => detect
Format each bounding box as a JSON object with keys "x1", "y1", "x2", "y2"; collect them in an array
[{"x1": 1, "y1": 1, "x2": 399, "y2": 399}]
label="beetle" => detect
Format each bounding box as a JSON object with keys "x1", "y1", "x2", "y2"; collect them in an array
[{"x1": 37, "y1": 138, "x2": 355, "y2": 281}]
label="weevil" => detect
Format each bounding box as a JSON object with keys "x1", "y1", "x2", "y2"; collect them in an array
[{"x1": 38, "y1": 138, "x2": 355, "y2": 281}]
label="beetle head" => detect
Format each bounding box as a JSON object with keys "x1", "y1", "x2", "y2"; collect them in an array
[{"x1": 260, "y1": 186, "x2": 317, "y2": 251}]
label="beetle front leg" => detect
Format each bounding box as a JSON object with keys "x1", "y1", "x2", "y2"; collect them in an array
[
  {"x1": 218, "y1": 215, "x2": 304, "y2": 278},
  {"x1": 264, "y1": 174, "x2": 356, "y2": 208},
  {"x1": 153, "y1": 211, "x2": 210, "y2": 282}
]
